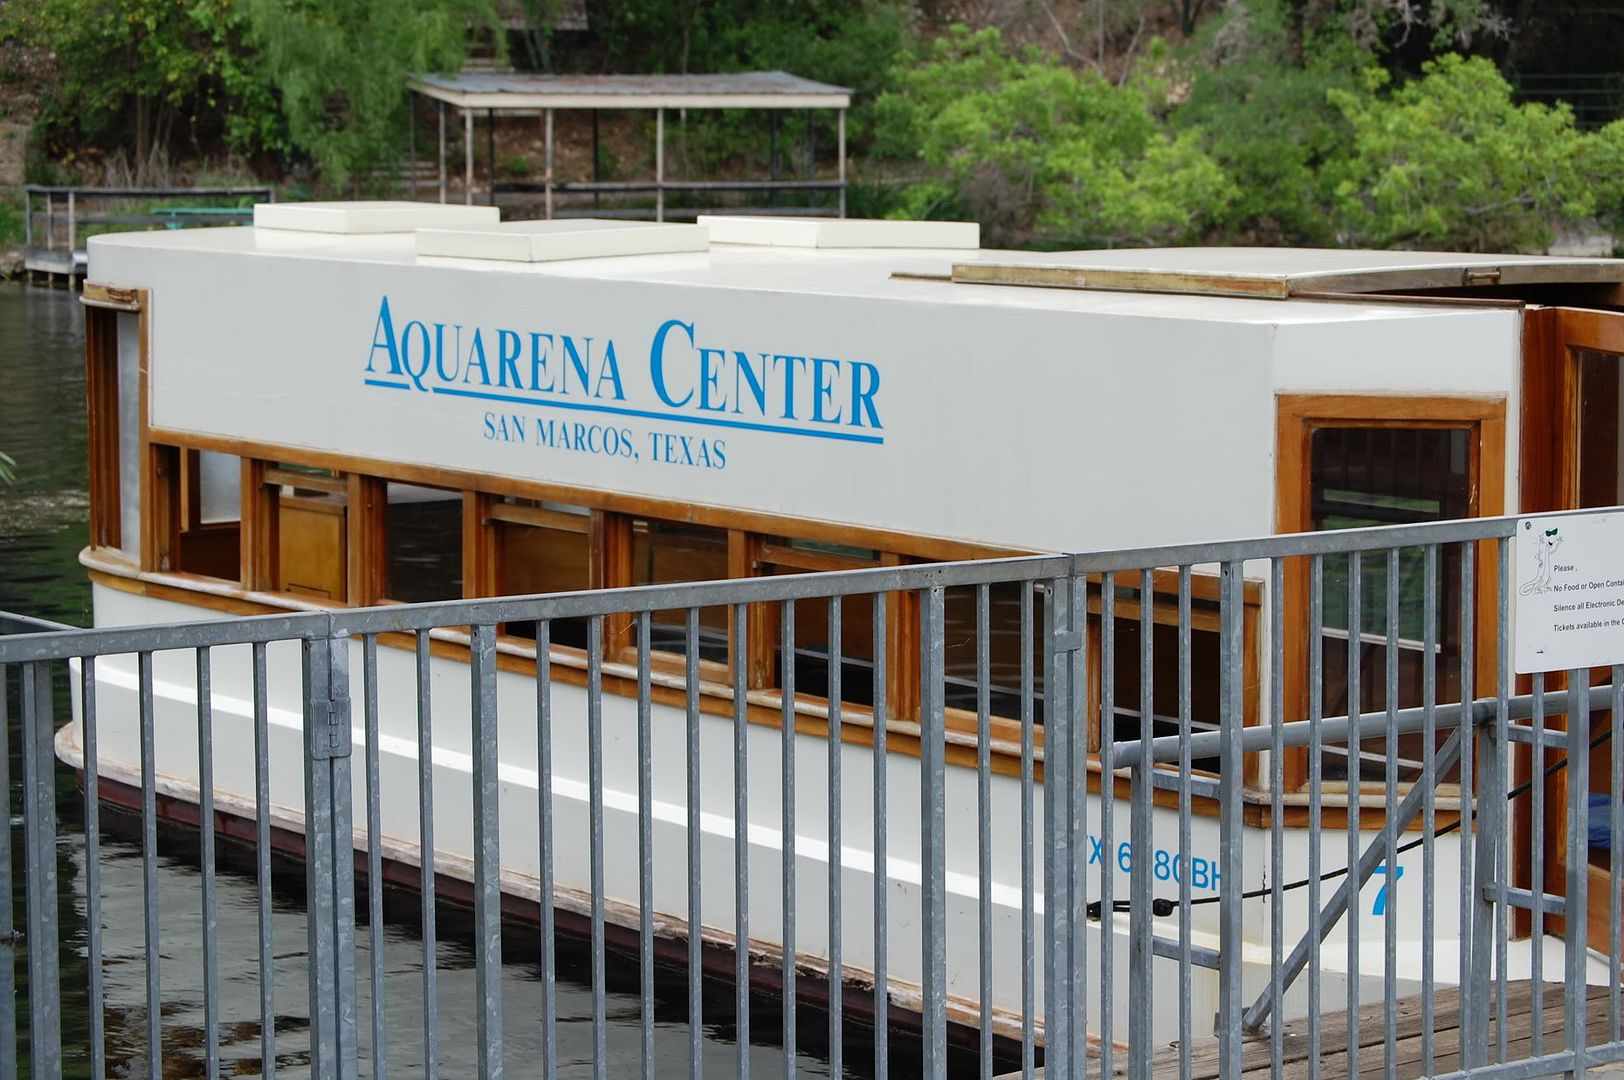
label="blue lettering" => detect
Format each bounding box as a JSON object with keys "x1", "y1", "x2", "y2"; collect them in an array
[
  {"x1": 1372, "y1": 864, "x2": 1405, "y2": 916},
  {"x1": 850, "y1": 361, "x2": 882, "y2": 428},
  {"x1": 1117, "y1": 841, "x2": 1132, "y2": 874},
  {"x1": 439, "y1": 324, "x2": 463, "y2": 383},
  {"x1": 811, "y1": 357, "x2": 843, "y2": 424},
  {"x1": 496, "y1": 330, "x2": 522, "y2": 388},
  {"x1": 772, "y1": 354, "x2": 807, "y2": 419},
  {"x1": 399, "y1": 320, "x2": 431, "y2": 391},
  {"x1": 651, "y1": 318, "x2": 695, "y2": 408},
  {"x1": 595, "y1": 341, "x2": 626, "y2": 400},
  {"x1": 529, "y1": 332, "x2": 555, "y2": 392},
  {"x1": 367, "y1": 296, "x2": 401, "y2": 375},
  {"x1": 561, "y1": 336, "x2": 592, "y2": 396},
  {"x1": 463, "y1": 328, "x2": 491, "y2": 385},
  {"x1": 699, "y1": 348, "x2": 728, "y2": 412},
  {"x1": 732, "y1": 351, "x2": 769, "y2": 416},
  {"x1": 1088, "y1": 835, "x2": 1104, "y2": 865}
]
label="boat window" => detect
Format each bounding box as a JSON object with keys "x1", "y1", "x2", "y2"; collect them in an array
[
  {"x1": 264, "y1": 464, "x2": 348, "y2": 602},
  {"x1": 384, "y1": 482, "x2": 464, "y2": 604},
  {"x1": 84, "y1": 307, "x2": 122, "y2": 551},
  {"x1": 1310, "y1": 425, "x2": 1471, "y2": 783},
  {"x1": 626, "y1": 518, "x2": 730, "y2": 664},
  {"x1": 489, "y1": 497, "x2": 591, "y2": 648},
  {"x1": 759, "y1": 537, "x2": 881, "y2": 708},
  {"x1": 174, "y1": 450, "x2": 243, "y2": 581},
  {"x1": 943, "y1": 582, "x2": 1045, "y2": 725},
  {"x1": 1577, "y1": 349, "x2": 1624, "y2": 508},
  {"x1": 1100, "y1": 586, "x2": 1223, "y2": 773}
]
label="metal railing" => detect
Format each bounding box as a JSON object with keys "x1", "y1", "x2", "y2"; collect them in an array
[
  {"x1": 21, "y1": 185, "x2": 276, "y2": 254},
  {"x1": 1, "y1": 510, "x2": 1621, "y2": 1078}
]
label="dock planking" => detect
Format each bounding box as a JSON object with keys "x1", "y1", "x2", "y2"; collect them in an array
[{"x1": 1002, "y1": 981, "x2": 1622, "y2": 1080}]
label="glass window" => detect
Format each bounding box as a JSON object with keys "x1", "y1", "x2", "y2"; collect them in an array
[
  {"x1": 1310, "y1": 426, "x2": 1471, "y2": 783},
  {"x1": 761, "y1": 538, "x2": 881, "y2": 708},
  {"x1": 1577, "y1": 349, "x2": 1623, "y2": 509},
  {"x1": 943, "y1": 582, "x2": 1045, "y2": 725},
  {"x1": 493, "y1": 498, "x2": 591, "y2": 648},
  {"x1": 628, "y1": 518, "x2": 729, "y2": 663},
  {"x1": 385, "y1": 482, "x2": 463, "y2": 604},
  {"x1": 1102, "y1": 590, "x2": 1223, "y2": 774}
]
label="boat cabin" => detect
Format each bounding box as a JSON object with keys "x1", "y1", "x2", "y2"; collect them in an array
[{"x1": 74, "y1": 205, "x2": 1624, "y2": 1033}]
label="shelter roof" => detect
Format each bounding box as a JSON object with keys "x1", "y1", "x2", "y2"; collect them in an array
[{"x1": 408, "y1": 71, "x2": 851, "y2": 110}]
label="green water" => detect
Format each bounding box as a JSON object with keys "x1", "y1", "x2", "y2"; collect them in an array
[{"x1": 0, "y1": 282, "x2": 915, "y2": 1078}]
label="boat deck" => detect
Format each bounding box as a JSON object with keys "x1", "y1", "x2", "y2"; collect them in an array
[{"x1": 1004, "y1": 981, "x2": 1620, "y2": 1080}]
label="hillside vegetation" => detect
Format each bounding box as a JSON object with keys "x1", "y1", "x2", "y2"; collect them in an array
[{"x1": 1, "y1": 0, "x2": 1620, "y2": 251}]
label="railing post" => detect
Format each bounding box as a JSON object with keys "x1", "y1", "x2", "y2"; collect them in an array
[
  {"x1": 20, "y1": 660, "x2": 63, "y2": 1079},
  {"x1": 1042, "y1": 575, "x2": 1077, "y2": 1079},
  {"x1": 22, "y1": 188, "x2": 31, "y2": 247},
  {"x1": 920, "y1": 584, "x2": 948, "y2": 1076},
  {"x1": 67, "y1": 190, "x2": 75, "y2": 252},
  {"x1": 302, "y1": 628, "x2": 358, "y2": 1080},
  {"x1": 1464, "y1": 542, "x2": 1509, "y2": 1069},
  {"x1": 1216, "y1": 561, "x2": 1245, "y2": 1074}
]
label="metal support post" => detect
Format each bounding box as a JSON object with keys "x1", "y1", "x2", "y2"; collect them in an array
[
  {"x1": 920, "y1": 585, "x2": 948, "y2": 1076},
  {"x1": 464, "y1": 109, "x2": 475, "y2": 207},
  {"x1": 544, "y1": 109, "x2": 554, "y2": 220},
  {"x1": 1216, "y1": 561, "x2": 1246, "y2": 1076},
  {"x1": 1043, "y1": 576, "x2": 1076, "y2": 1080},
  {"x1": 302, "y1": 629, "x2": 357, "y2": 1080},
  {"x1": 21, "y1": 660, "x2": 63, "y2": 1079},
  {"x1": 837, "y1": 110, "x2": 847, "y2": 218},
  {"x1": 487, "y1": 110, "x2": 496, "y2": 208},
  {"x1": 438, "y1": 102, "x2": 448, "y2": 204},
  {"x1": 655, "y1": 108, "x2": 665, "y2": 222}
]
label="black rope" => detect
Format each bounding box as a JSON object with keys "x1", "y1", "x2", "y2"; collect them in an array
[{"x1": 1087, "y1": 722, "x2": 1615, "y2": 920}]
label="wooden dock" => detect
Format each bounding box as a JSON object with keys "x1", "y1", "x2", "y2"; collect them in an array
[{"x1": 1005, "y1": 981, "x2": 1621, "y2": 1079}]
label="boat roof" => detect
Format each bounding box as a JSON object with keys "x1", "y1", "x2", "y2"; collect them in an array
[
  {"x1": 408, "y1": 71, "x2": 852, "y2": 110},
  {"x1": 87, "y1": 216, "x2": 1622, "y2": 328}
]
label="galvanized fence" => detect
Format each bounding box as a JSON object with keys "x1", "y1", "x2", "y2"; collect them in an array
[{"x1": 1, "y1": 510, "x2": 1621, "y2": 1079}]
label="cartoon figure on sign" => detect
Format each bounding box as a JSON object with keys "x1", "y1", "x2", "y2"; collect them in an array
[{"x1": 1519, "y1": 525, "x2": 1563, "y2": 596}]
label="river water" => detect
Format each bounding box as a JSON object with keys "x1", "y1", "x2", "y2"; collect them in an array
[{"x1": 0, "y1": 283, "x2": 903, "y2": 1078}]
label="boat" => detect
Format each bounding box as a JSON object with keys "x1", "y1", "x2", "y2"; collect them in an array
[{"x1": 54, "y1": 202, "x2": 1624, "y2": 1049}]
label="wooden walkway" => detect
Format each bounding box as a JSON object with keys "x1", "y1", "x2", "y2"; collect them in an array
[{"x1": 1007, "y1": 981, "x2": 1621, "y2": 1079}]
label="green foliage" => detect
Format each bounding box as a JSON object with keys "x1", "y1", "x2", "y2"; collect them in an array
[
  {"x1": 872, "y1": 26, "x2": 1233, "y2": 245},
  {"x1": 1326, "y1": 55, "x2": 1622, "y2": 250},
  {"x1": 239, "y1": 0, "x2": 496, "y2": 188},
  {"x1": 0, "y1": 192, "x2": 23, "y2": 247},
  {"x1": 0, "y1": 450, "x2": 14, "y2": 487},
  {"x1": 0, "y1": 0, "x2": 265, "y2": 167}
]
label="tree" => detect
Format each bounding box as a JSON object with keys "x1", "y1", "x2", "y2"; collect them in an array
[
  {"x1": 872, "y1": 26, "x2": 1233, "y2": 246},
  {"x1": 239, "y1": 0, "x2": 497, "y2": 188},
  {"x1": 1326, "y1": 55, "x2": 1624, "y2": 250},
  {"x1": 0, "y1": 0, "x2": 264, "y2": 174}
]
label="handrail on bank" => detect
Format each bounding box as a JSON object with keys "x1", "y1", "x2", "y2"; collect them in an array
[{"x1": 20, "y1": 184, "x2": 276, "y2": 254}]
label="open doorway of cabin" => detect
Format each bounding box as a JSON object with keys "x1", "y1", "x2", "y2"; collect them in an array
[{"x1": 1520, "y1": 306, "x2": 1624, "y2": 954}]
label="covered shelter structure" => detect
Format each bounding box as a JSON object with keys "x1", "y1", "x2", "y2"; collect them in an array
[{"x1": 407, "y1": 71, "x2": 852, "y2": 220}]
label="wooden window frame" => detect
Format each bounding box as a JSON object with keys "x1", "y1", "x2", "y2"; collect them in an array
[{"x1": 1276, "y1": 393, "x2": 1506, "y2": 795}]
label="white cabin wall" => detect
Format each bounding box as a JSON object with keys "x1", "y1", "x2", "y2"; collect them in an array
[
  {"x1": 112, "y1": 245, "x2": 1285, "y2": 554},
  {"x1": 1268, "y1": 307, "x2": 1523, "y2": 517}
]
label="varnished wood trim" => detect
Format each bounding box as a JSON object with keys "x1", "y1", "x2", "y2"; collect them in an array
[
  {"x1": 80, "y1": 281, "x2": 144, "y2": 312},
  {"x1": 85, "y1": 558, "x2": 1457, "y2": 830},
  {"x1": 347, "y1": 475, "x2": 386, "y2": 606},
  {"x1": 1276, "y1": 393, "x2": 1507, "y2": 794},
  {"x1": 84, "y1": 307, "x2": 122, "y2": 549},
  {"x1": 144, "y1": 426, "x2": 1031, "y2": 563}
]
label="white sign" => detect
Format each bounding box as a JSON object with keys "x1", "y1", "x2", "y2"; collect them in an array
[{"x1": 1513, "y1": 510, "x2": 1624, "y2": 674}]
